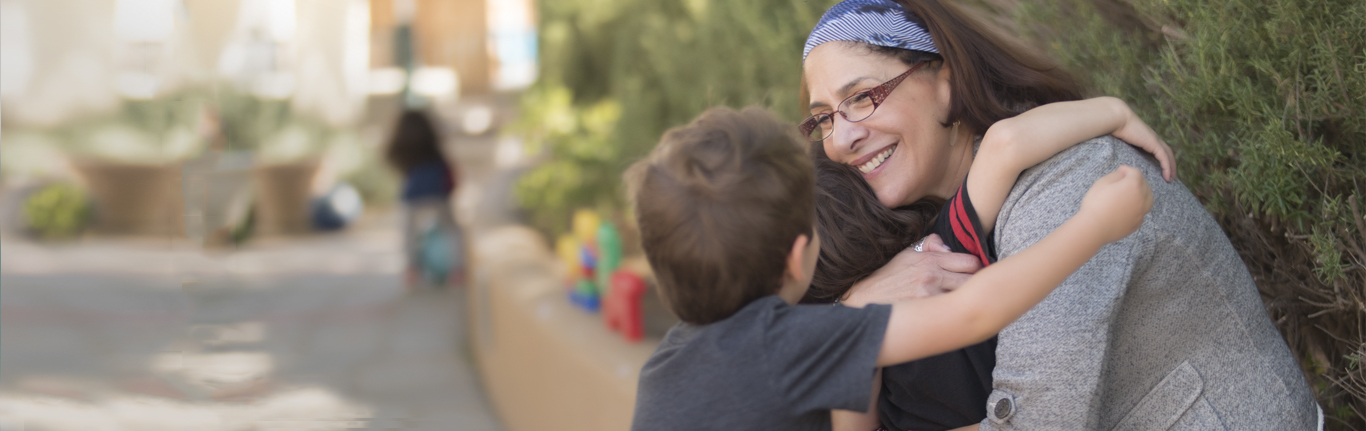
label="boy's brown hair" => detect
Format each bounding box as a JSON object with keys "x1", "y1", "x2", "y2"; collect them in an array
[{"x1": 625, "y1": 107, "x2": 815, "y2": 325}]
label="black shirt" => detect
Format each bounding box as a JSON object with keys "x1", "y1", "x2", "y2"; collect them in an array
[{"x1": 878, "y1": 182, "x2": 998, "y2": 431}]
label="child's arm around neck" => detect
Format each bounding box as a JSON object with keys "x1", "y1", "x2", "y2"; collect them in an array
[{"x1": 966, "y1": 97, "x2": 1173, "y2": 233}]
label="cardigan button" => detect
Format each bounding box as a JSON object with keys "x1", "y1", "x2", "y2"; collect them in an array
[{"x1": 988, "y1": 390, "x2": 1016, "y2": 424}]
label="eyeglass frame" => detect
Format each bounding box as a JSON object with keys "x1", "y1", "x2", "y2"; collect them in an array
[{"x1": 799, "y1": 61, "x2": 928, "y2": 142}]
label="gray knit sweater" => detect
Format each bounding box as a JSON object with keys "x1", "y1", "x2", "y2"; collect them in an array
[{"x1": 981, "y1": 136, "x2": 1319, "y2": 430}]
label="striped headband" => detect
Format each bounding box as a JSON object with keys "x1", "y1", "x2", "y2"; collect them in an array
[{"x1": 802, "y1": 0, "x2": 938, "y2": 63}]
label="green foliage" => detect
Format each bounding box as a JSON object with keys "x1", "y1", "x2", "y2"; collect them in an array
[
  {"x1": 1015, "y1": 0, "x2": 1365, "y2": 425},
  {"x1": 516, "y1": 0, "x2": 835, "y2": 236},
  {"x1": 23, "y1": 183, "x2": 91, "y2": 240}
]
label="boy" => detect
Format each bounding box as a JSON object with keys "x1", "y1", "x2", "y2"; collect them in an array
[{"x1": 626, "y1": 107, "x2": 1151, "y2": 430}]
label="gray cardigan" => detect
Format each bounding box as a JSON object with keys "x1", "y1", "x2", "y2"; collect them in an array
[{"x1": 981, "y1": 136, "x2": 1319, "y2": 430}]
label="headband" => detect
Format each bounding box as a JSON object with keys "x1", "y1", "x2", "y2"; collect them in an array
[{"x1": 802, "y1": 0, "x2": 938, "y2": 63}]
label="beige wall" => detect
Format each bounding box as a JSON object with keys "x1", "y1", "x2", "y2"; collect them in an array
[{"x1": 470, "y1": 227, "x2": 656, "y2": 431}]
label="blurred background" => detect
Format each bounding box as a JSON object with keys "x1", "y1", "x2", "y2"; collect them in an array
[{"x1": 0, "y1": 0, "x2": 1362, "y2": 430}]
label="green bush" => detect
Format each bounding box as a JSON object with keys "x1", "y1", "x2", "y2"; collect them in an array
[
  {"x1": 514, "y1": 0, "x2": 834, "y2": 235},
  {"x1": 23, "y1": 183, "x2": 91, "y2": 240},
  {"x1": 1013, "y1": 0, "x2": 1365, "y2": 426}
]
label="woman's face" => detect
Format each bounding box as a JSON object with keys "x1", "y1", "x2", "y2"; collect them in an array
[{"x1": 804, "y1": 42, "x2": 968, "y2": 208}]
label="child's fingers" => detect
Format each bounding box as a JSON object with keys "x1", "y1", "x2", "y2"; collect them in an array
[
  {"x1": 919, "y1": 233, "x2": 951, "y2": 253},
  {"x1": 1097, "y1": 165, "x2": 1131, "y2": 185},
  {"x1": 1158, "y1": 141, "x2": 1175, "y2": 182}
]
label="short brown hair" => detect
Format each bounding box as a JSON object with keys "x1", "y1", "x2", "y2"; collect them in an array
[{"x1": 626, "y1": 107, "x2": 815, "y2": 325}]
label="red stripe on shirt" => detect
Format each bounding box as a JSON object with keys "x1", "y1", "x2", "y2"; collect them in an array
[{"x1": 950, "y1": 187, "x2": 991, "y2": 267}]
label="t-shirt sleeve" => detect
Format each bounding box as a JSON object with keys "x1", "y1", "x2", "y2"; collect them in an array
[
  {"x1": 929, "y1": 178, "x2": 997, "y2": 265},
  {"x1": 762, "y1": 302, "x2": 893, "y2": 415}
]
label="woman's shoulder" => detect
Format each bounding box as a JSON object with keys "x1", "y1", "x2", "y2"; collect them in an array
[
  {"x1": 1012, "y1": 135, "x2": 1152, "y2": 194},
  {"x1": 996, "y1": 135, "x2": 1159, "y2": 228}
]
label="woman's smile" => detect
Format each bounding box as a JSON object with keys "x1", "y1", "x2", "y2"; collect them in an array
[{"x1": 854, "y1": 144, "x2": 898, "y2": 176}]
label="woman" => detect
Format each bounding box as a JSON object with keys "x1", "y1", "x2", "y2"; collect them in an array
[{"x1": 799, "y1": 1, "x2": 1320, "y2": 430}]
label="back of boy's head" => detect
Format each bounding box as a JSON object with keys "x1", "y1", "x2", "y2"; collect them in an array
[{"x1": 625, "y1": 107, "x2": 814, "y2": 325}]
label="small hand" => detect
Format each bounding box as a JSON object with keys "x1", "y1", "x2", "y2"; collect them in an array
[
  {"x1": 1079, "y1": 165, "x2": 1154, "y2": 243},
  {"x1": 1110, "y1": 102, "x2": 1176, "y2": 182},
  {"x1": 841, "y1": 234, "x2": 982, "y2": 306}
]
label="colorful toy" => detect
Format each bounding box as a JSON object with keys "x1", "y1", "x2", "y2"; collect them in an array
[
  {"x1": 603, "y1": 271, "x2": 647, "y2": 342},
  {"x1": 572, "y1": 209, "x2": 600, "y2": 247},
  {"x1": 570, "y1": 279, "x2": 601, "y2": 312},
  {"x1": 595, "y1": 223, "x2": 622, "y2": 296},
  {"x1": 556, "y1": 235, "x2": 581, "y2": 282}
]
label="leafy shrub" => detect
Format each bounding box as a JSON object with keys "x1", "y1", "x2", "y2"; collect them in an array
[
  {"x1": 23, "y1": 183, "x2": 91, "y2": 240},
  {"x1": 514, "y1": 0, "x2": 833, "y2": 236},
  {"x1": 1012, "y1": 0, "x2": 1365, "y2": 426}
]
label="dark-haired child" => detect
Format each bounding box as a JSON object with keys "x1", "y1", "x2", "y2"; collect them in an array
[
  {"x1": 626, "y1": 106, "x2": 1155, "y2": 431},
  {"x1": 385, "y1": 110, "x2": 464, "y2": 289}
]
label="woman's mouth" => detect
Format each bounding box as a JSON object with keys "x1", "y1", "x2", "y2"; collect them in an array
[{"x1": 855, "y1": 145, "x2": 896, "y2": 174}]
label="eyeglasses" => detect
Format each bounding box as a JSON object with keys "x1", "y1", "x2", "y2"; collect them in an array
[{"x1": 799, "y1": 61, "x2": 927, "y2": 142}]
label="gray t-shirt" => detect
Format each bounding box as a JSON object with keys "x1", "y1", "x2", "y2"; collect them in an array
[{"x1": 631, "y1": 295, "x2": 892, "y2": 431}]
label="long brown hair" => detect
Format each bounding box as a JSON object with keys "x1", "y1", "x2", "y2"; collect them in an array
[{"x1": 803, "y1": 148, "x2": 939, "y2": 304}]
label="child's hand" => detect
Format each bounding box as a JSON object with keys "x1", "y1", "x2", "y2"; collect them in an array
[
  {"x1": 1110, "y1": 101, "x2": 1176, "y2": 182},
  {"x1": 1079, "y1": 165, "x2": 1154, "y2": 243}
]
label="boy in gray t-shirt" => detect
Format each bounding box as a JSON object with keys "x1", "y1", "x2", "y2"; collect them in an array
[{"x1": 625, "y1": 107, "x2": 1152, "y2": 431}]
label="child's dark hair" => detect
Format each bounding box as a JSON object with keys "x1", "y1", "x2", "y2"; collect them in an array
[
  {"x1": 626, "y1": 107, "x2": 814, "y2": 325},
  {"x1": 802, "y1": 150, "x2": 939, "y2": 304},
  {"x1": 385, "y1": 110, "x2": 444, "y2": 173}
]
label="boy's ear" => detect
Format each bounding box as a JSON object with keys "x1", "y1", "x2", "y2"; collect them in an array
[{"x1": 784, "y1": 234, "x2": 811, "y2": 283}]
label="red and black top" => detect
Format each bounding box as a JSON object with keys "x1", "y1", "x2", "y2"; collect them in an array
[
  {"x1": 932, "y1": 182, "x2": 997, "y2": 267},
  {"x1": 878, "y1": 181, "x2": 998, "y2": 431}
]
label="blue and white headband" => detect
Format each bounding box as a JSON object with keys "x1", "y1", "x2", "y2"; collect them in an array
[{"x1": 802, "y1": 0, "x2": 938, "y2": 63}]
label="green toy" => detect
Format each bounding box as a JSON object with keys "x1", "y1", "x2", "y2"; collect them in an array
[{"x1": 595, "y1": 222, "x2": 622, "y2": 296}]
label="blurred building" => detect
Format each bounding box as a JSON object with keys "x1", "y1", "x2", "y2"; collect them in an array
[{"x1": 0, "y1": 0, "x2": 536, "y2": 130}]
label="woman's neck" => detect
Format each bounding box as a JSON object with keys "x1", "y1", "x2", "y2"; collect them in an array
[{"x1": 931, "y1": 133, "x2": 978, "y2": 200}]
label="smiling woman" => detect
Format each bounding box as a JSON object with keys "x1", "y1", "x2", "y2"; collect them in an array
[{"x1": 798, "y1": 1, "x2": 1320, "y2": 431}]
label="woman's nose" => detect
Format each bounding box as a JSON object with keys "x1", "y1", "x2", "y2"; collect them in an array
[{"x1": 825, "y1": 114, "x2": 868, "y2": 162}]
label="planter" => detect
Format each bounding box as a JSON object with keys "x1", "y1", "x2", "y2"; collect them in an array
[
  {"x1": 71, "y1": 160, "x2": 184, "y2": 236},
  {"x1": 251, "y1": 159, "x2": 320, "y2": 236}
]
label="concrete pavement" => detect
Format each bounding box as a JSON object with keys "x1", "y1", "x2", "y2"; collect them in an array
[{"x1": 0, "y1": 221, "x2": 504, "y2": 431}]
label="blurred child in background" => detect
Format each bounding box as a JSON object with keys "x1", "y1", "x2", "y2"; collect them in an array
[{"x1": 385, "y1": 110, "x2": 465, "y2": 290}]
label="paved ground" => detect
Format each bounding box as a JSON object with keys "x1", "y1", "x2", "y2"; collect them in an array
[{"x1": 0, "y1": 121, "x2": 521, "y2": 430}]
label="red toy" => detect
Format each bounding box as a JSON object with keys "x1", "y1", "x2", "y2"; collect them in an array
[{"x1": 603, "y1": 271, "x2": 647, "y2": 342}]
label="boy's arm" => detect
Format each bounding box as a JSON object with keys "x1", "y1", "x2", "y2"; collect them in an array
[
  {"x1": 875, "y1": 166, "x2": 1152, "y2": 367},
  {"x1": 967, "y1": 97, "x2": 1172, "y2": 233},
  {"x1": 831, "y1": 368, "x2": 882, "y2": 431}
]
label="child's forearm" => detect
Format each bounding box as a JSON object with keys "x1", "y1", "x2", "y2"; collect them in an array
[
  {"x1": 969, "y1": 97, "x2": 1128, "y2": 231},
  {"x1": 950, "y1": 215, "x2": 1108, "y2": 343},
  {"x1": 831, "y1": 368, "x2": 882, "y2": 431},
  {"x1": 877, "y1": 215, "x2": 1107, "y2": 365}
]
